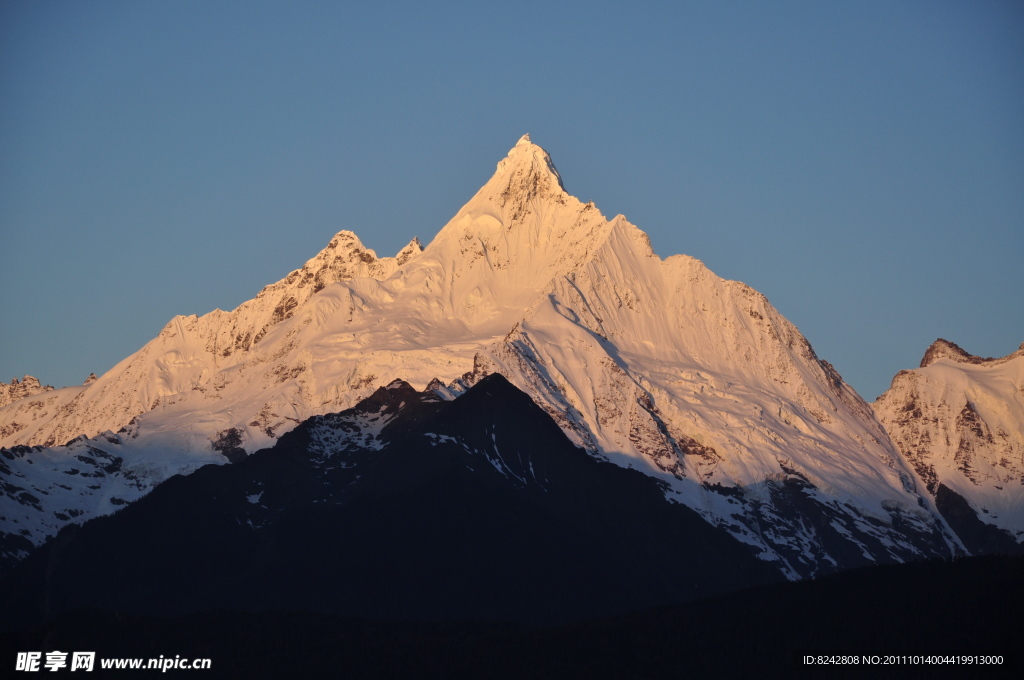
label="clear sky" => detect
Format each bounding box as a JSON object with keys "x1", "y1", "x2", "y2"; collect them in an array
[{"x1": 1, "y1": 0, "x2": 1022, "y2": 402}]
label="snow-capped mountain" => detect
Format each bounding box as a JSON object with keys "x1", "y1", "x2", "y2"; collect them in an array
[
  {"x1": 1, "y1": 135, "x2": 972, "y2": 578},
  {"x1": 874, "y1": 339, "x2": 1024, "y2": 553}
]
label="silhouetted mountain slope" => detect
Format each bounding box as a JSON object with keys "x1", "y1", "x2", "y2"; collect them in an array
[{"x1": 0, "y1": 375, "x2": 782, "y2": 627}]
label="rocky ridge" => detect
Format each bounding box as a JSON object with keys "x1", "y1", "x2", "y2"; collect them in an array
[{"x1": 0, "y1": 377, "x2": 53, "y2": 410}]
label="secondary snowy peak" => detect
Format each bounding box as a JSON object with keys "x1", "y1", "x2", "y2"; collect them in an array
[
  {"x1": 0, "y1": 227, "x2": 431, "y2": 449},
  {"x1": 920, "y1": 338, "x2": 1024, "y2": 368},
  {"x1": 875, "y1": 340, "x2": 1024, "y2": 551},
  {"x1": 396, "y1": 237, "x2": 423, "y2": 266},
  {"x1": 257, "y1": 229, "x2": 417, "y2": 302}
]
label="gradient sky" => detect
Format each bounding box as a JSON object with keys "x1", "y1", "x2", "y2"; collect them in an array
[{"x1": 1, "y1": 0, "x2": 1022, "y2": 402}]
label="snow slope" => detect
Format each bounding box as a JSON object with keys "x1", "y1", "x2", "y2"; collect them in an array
[{"x1": 1, "y1": 135, "x2": 962, "y2": 576}]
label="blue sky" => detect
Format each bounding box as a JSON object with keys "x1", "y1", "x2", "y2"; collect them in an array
[{"x1": 1, "y1": 0, "x2": 1021, "y2": 401}]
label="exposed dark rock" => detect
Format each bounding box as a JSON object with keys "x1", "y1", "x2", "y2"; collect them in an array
[
  {"x1": 0, "y1": 376, "x2": 54, "y2": 409},
  {"x1": 934, "y1": 484, "x2": 1022, "y2": 556},
  {"x1": 211, "y1": 428, "x2": 247, "y2": 463},
  {"x1": 270, "y1": 296, "x2": 298, "y2": 325}
]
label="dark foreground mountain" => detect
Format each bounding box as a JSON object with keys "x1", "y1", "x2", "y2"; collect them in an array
[
  {"x1": 0, "y1": 375, "x2": 782, "y2": 627},
  {"x1": 2, "y1": 555, "x2": 1019, "y2": 679}
]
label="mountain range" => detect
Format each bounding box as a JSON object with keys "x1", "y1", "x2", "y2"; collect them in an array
[{"x1": 1, "y1": 135, "x2": 1021, "y2": 619}]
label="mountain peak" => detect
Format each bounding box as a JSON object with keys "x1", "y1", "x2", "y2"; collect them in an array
[
  {"x1": 325, "y1": 230, "x2": 369, "y2": 253},
  {"x1": 494, "y1": 134, "x2": 565, "y2": 193},
  {"x1": 395, "y1": 237, "x2": 423, "y2": 266},
  {"x1": 918, "y1": 338, "x2": 1018, "y2": 367},
  {"x1": 920, "y1": 338, "x2": 972, "y2": 367}
]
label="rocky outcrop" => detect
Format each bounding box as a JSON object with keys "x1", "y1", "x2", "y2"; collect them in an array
[{"x1": 0, "y1": 377, "x2": 53, "y2": 409}]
